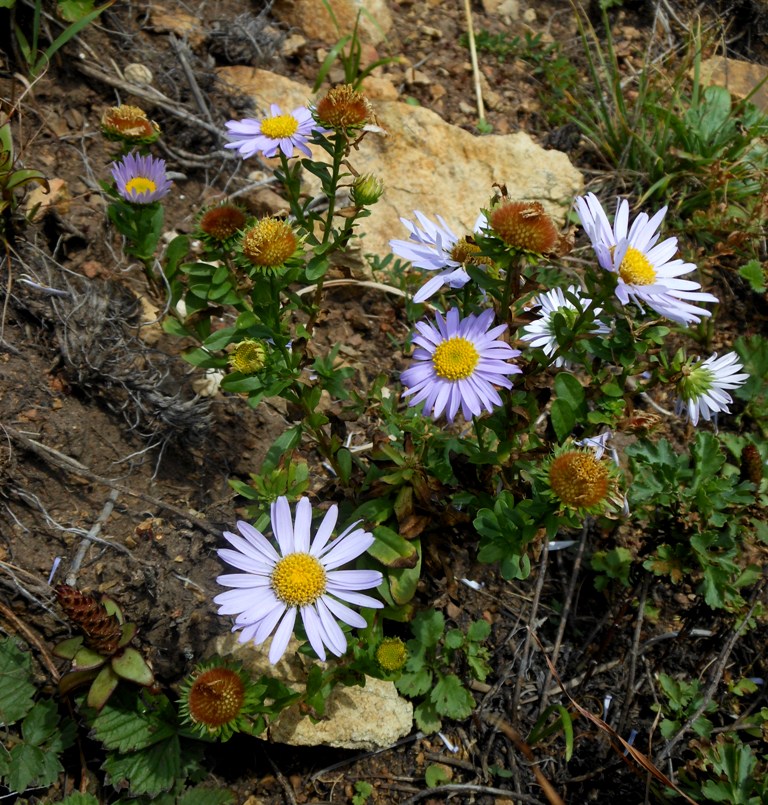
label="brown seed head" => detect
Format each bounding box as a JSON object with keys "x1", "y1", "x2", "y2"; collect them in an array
[
  {"x1": 199, "y1": 203, "x2": 247, "y2": 243},
  {"x1": 101, "y1": 105, "x2": 160, "y2": 142},
  {"x1": 548, "y1": 451, "x2": 609, "y2": 509},
  {"x1": 489, "y1": 200, "x2": 566, "y2": 255},
  {"x1": 741, "y1": 443, "x2": 763, "y2": 486},
  {"x1": 241, "y1": 218, "x2": 298, "y2": 268},
  {"x1": 315, "y1": 85, "x2": 373, "y2": 129},
  {"x1": 55, "y1": 584, "x2": 122, "y2": 655},
  {"x1": 186, "y1": 667, "x2": 245, "y2": 729}
]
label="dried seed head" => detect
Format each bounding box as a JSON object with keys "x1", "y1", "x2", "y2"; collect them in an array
[
  {"x1": 741, "y1": 443, "x2": 763, "y2": 486},
  {"x1": 315, "y1": 84, "x2": 374, "y2": 129},
  {"x1": 548, "y1": 451, "x2": 610, "y2": 510},
  {"x1": 55, "y1": 584, "x2": 122, "y2": 655},
  {"x1": 489, "y1": 200, "x2": 567, "y2": 255},
  {"x1": 101, "y1": 105, "x2": 160, "y2": 144},
  {"x1": 198, "y1": 203, "x2": 247, "y2": 245}
]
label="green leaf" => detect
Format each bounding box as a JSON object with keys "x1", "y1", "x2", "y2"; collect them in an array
[
  {"x1": 87, "y1": 664, "x2": 120, "y2": 710},
  {"x1": 336, "y1": 447, "x2": 352, "y2": 484},
  {"x1": 444, "y1": 629, "x2": 464, "y2": 650},
  {"x1": 21, "y1": 700, "x2": 59, "y2": 746},
  {"x1": 369, "y1": 525, "x2": 418, "y2": 569},
  {"x1": 59, "y1": 794, "x2": 100, "y2": 805},
  {"x1": 395, "y1": 668, "x2": 432, "y2": 697},
  {"x1": 425, "y1": 763, "x2": 452, "y2": 787},
  {"x1": 91, "y1": 690, "x2": 176, "y2": 752},
  {"x1": 103, "y1": 734, "x2": 181, "y2": 797},
  {"x1": 431, "y1": 673, "x2": 474, "y2": 719},
  {"x1": 0, "y1": 637, "x2": 36, "y2": 725},
  {"x1": 411, "y1": 609, "x2": 444, "y2": 647},
  {"x1": 467, "y1": 620, "x2": 491, "y2": 642},
  {"x1": 738, "y1": 259, "x2": 766, "y2": 293},
  {"x1": 7, "y1": 742, "x2": 63, "y2": 794},
  {"x1": 413, "y1": 700, "x2": 441, "y2": 733},
  {"x1": 110, "y1": 647, "x2": 154, "y2": 685},
  {"x1": 262, "y1": 425, "x2": 303, "y2": 473},
  {"x1": 550, "y1": 398, "x2": 576, "y2": 443}
]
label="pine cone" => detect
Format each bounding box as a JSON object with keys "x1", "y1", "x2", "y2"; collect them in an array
[{"x1": 55, "y1": 584, "x2": 122, "y2": 655}]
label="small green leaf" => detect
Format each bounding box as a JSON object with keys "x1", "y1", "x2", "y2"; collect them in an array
[
  {"x1": 411, "y1": 609, "x2": 444, "y2": 647},
  {"x1": 87, "y1": 665, "x2": 120, "y2": 710},
  {"x1": 21, "y1": 700, "x2": 59, "y2": 746},
  {"x1": 738, "y1": 259, "x2": 766, "y2": 293},
  {"x1": 91, "y1": 690, "x2": 176, "y2": 752},
  {"x1": 425, "y1": 763, "x2": 452, "y2": 787},
  {"x1": 550, "y1": 398, "x2": 576, "y2": 443},
  {"x1": 0, "y1": 637, "x2": 36, "y2": 725},
  {"x1": 395, "y1": 668, "x2": 432, "y2": 697},
  {"x1": 59, "y1": 794, "x2": 100, "y2": 805},
  {"x1": 431, "y1": 673, "x2": 474, "y2": 719},
  {"x1": 178, "y1": 785, "x2": 236, "y2": 805},
  {"x1": 413, "y1": 700, "x2": 441, "y2": 733},
  {"x1": 467, "y1": 620, "x2": 491, "y2": 642},
  {"x1": 7, "y1": 742, "x2": 63, "y2": 794},
  {"x1": 73, "y1": 645, "x2": 107, "y2": 670},
  {"x1": 111, "y1": 647, "x2": 154, "y2": 685},
  {"x1": 53, "y1": 636, "x2": 84, "y2": 659},
  {"x1": 369, "y1": 525, "x2": 418, "y2": 569},
  {"x1": 103, "y1": 734, "x2": 181, "y2": 796}
]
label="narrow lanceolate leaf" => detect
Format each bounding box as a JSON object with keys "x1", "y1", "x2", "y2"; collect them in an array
[{"x1": 0, "y1": 637, "x2": 36, "y2": 725}]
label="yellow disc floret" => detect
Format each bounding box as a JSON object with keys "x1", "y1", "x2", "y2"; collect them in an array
[
  {"x1": 549, "y1": 451, "x2": 609, "y2": 509},
  {"x1": 375, "y1": 637, "x2": 408, "y2": 672},
  {"x1": 241, "y1": 218, "x2": 298, "y2": 269},
  {"x1": 270, "y1": 553, "x2": 327, "y2": 607},
  {"x1": 125, "y1": 177, "x2": 157, "y2": 196},
  {"x1": 260, "y1": 114, "x2": 299, "y2": 139},
  {"x1": 618, "y1": 246, "x2": 656, "y2": 286},
  {"x1": 432, "y1": 337, "x2": 480, "y2": 381}
]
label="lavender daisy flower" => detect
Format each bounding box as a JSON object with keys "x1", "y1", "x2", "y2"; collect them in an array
[
  {"x1": 225, "y1": 104, "x2": 319, "y2": 159},
  {"x1": 214, "y1": 497, "x2": 383, "y2": 664},
  {"x1": 675, "y1": 351, "x2": 749, "y2": 426},
  {"x1": 575, "y1": 193, "x2": 718, "y2": 325},
  {"x1": 390, "y1": 211, "x2": 488, "y2": 303},
  {"x1": 111, "y1": 152, "x2": 172, "y2": 204},
  {"x1": 520, "y1": 285, "x2": 610, "y2": 367},
  {"x1": 401, "y1": 307, "x2": 521, "y2": 422}
]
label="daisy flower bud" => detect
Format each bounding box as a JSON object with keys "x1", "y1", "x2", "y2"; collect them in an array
[
  {"x1": 238, "y1": 218, "x2": 300, "y2": 273},
  {"x1": 488, "y1": 200, "x2": 569, "y2": 256},
  {"x1": 228, "y1": 339, "x2": 268, "y2": 374},
  {"x1": 375, "y1": 637, "x2": 408, "y2": 673},
  {"x1": 675, "y1": 351, "x2": 749, "y2": 426},
  {"x1": 196, "y1": 202, "x2": 247, "y2": 248},
  {"x1": 351, "y1": 173, "x2": 384, "y2": 207}
]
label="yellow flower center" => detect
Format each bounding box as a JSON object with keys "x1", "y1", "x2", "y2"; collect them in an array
[
  {"x1": 549, "y1": 451, "x2": 609, "y2": 509},
  {"x1": 229, "y1": 340, "x2": 267, "y2": 374},
  {"x1": 270, "y1": 552, "x2": 327, "y2": 607},
  {"x1": 375, "y1": 638, "x2": 408, "y2": 672},
  {"x1": 432, "y1": 337, "x2": 480, "y2": 381},
  {"x1": 618, "y1": 246, "x2": 656, "y2": 286},
  {"x1": 260, "y1": 114, "x2": 299, "y2": 140},
  {"x1": 450, "y1": 238, "x2": 481, "y2": 264},
  {"x1": 125, "y1": 177, "x2": 157, "y2": 196},
  {"x1": 241, "y1": 218, "x2": 297, "y2": 268},
  {"x1": 187, "y1": 668, "x2": 245, "y2": 729}
]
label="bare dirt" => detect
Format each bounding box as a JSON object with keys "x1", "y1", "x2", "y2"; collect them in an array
[{"x1": 1, "y1": 0, "x2": 767, "y2": 803}]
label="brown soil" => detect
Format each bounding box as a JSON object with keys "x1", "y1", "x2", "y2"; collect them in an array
[{"x1": 1, "y1": 0, "x2": 767, "y2": 803}]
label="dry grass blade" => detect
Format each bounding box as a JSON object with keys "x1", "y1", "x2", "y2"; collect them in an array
[{"x1": 530, "y1": 630, "x2": 699, "y2": 805}]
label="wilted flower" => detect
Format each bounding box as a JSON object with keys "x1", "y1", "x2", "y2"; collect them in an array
[
  {"x1": 488, "y1": 200, "x2": 569, "y2": 255},
  {"x1": 101, "y1": 105, "x2": 160, "y2": 145},
  {"x1": 390, "y1": 211, "x2": 489, "y2": 303},
  {"x1": 111, "y1": 151, "x2": 172, "y2": 204},
  {"x1": 314, "y1": 84, "x2": 374, "y2": 129},
  {"x1": 520, "y1": 285, "x2": 609, "y2": 367},
  {"x1": 214, "y1": 496, "x2": 383, "y2": 664},
  {"x1": 675, "y1": 351, "x2": 749, "y2": 426},
  {"x1": 197, "y1": 202, "x2": 247, "y2": 247},
  {"x1": 228, "y1": 339, "x2": 267, "y2": 374},
  {"x1": 178, "y1": 660, "x2": 263, "y2": 741},
  {"x1": 239, "y1": 218, "x2": 299, "y2": 271},
  {"x1": 401, "y1": 307, "x2": 521, "y2": 422},
  {"x1": 225, "y1": 104, "x2": 319, "y2": 159},
  {"x1": 575, "y1": 193, "x2": 718, "y2": 325}
]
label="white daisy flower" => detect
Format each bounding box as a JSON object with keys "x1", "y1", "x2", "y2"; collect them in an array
[
  {"x1": 575, "y1": 193, "x2": 719, "y2": 326},
  {"x1": 390, "y1": 211, "x2": 488, "y2": 303},
  {"x1": 214, "y1": 497, "x2": 383, "y2": 664},
  {"x1": 519, "y1": 285, "x2": 610, "y2": 367},
  {"x1": 675, "y1": 351, "x2": 749, "y2": 426}
]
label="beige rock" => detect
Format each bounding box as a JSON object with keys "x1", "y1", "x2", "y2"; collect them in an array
[
  {"x1": 213, "y1": 634, "x2": 413, "y2": 750},
  {"x1": 272, "y1": 0, "x2": 392, "y2": 45},
  {"x1": 216, "y1": 67, "x2": 584, "y2": 261},
  {"x1": 24, "y1": 178, "x2": 68, "y2": 221},
  {"x1": 149, "y1": 7, "x2": 206, "y2": 48},
  {"x1": 699, "y1": 56, "x2": 768, "y2": 113},
  {"x1": 362, "y1": 74, "x2": 399, "y2": 101}
]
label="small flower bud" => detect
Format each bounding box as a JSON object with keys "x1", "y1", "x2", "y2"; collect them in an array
[
  {"x1": 351, "y1": 173, "x2": 384, "y2": 207},
  {"x1": 228, "y1": 339, "x2": 268, "y2": 374},
  {"x1": 101, "y1": 105, "x2": 161, "y2": 146},
  {"x1": 375, "y1": 637, "x2": 408, "y2": 673}
]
